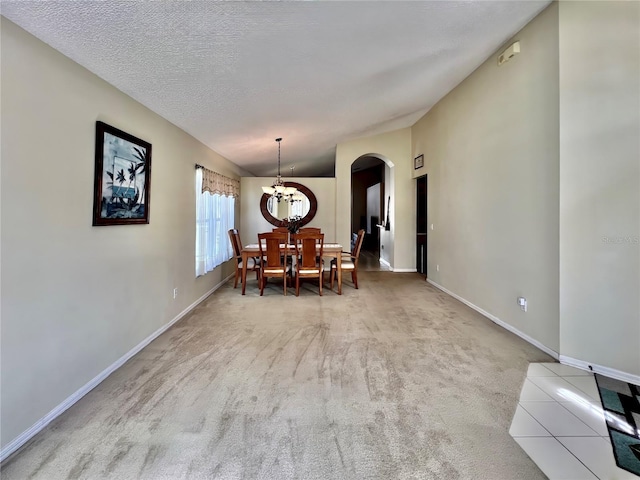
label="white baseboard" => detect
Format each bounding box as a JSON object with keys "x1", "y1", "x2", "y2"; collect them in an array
[
  {"x1": 559, "y1": 355, "x2": 640, "y2": 385},
  {"x1": 0, "y1": 274, "x2": 233, "y2": 463},
  {"x1": 376, "y1": 258, "x2": 415, "y2": 273},
  {"x1": 426, "y1": 280, "x2": 640, "y2": 384},
  {"x1": 426, "y1": 279, "x2": 559, "y2": 360}
]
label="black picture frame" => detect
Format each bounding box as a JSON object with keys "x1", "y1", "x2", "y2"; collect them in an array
[
  {"x1": 92, "y1": 121, "x2": 152, "y2": 226},
  {"x1": 414, "y1": 154, "x2": 424, "y2": 170}
]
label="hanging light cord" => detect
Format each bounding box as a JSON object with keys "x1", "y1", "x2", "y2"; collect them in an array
[
  {"x1": 261, "y1": 137, "x2": 297, "y2": 203},
  {"x1": 276, "y1": 137, "x2": 282, "y2": 185}
]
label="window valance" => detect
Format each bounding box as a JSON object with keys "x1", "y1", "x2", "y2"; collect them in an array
[{"x1": 196, "y1": 165, "x2": 240, "y2": 198}]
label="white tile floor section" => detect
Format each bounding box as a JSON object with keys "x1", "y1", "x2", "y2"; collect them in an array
[{"x1": 510, "y1": 363, "x2": 639, "y2": 480}]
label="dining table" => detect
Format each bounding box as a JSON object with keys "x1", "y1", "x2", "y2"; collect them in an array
[{"x1": 240, "y1": 243, "x2": 345, "y2": 295}]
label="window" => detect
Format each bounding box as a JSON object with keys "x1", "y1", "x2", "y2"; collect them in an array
[
  {"x1": 290, "y1": 196, "x2": 310, "y2": 219},
  {"x1": 195, "y1": 168, "x2": 235, "y2": 276}
]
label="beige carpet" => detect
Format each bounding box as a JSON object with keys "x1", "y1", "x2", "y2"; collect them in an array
[{"x1": 1, "y1": 271, "x2": 552, "y2": 479}]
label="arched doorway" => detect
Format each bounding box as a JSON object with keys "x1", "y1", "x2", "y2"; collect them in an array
[{"x1": 351, "y1": 155, "x2": 389, "y2": 270}]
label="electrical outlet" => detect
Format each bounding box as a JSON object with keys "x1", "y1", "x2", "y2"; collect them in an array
[
  {"x1": 436, "y1": 264, "x2": 439, "y2": 272},
  {"x1": 517, "y1": 296, "x2": 527, "y2": 312},
  {"x1": 431, "y1": 224, "x2": 434, "y2": 230},
  {"x1": 173, "y1": 288, "x2": 178, "y2": 299}
]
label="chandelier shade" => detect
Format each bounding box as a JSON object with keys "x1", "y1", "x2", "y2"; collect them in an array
[{"x1": 261, "y1": 138, "x2": 297, "y2": 203}]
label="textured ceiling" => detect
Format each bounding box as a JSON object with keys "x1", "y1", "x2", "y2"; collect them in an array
[{"x1": 1, "y1": 1, "x2": 550, "y2": 177}]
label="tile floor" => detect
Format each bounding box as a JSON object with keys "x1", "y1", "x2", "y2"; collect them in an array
[
  {"x1": 359, "y1": 249, "x2": 390, "y2": 271},
  {"x1": 510, "y1": 363, "x2": 639, "y2": 480}
]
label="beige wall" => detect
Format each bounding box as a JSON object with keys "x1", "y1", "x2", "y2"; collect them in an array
[
  {"x1": 559, "y1": 1, "x2": 640, "y2": 375},
  {"x1": 335, "y1": 128, "x2": 414, "y2": 271},
  {"x1": 411, "y1": 4, "x2": 560, "y2": 351},
  {"x1": 381, "y1": 162, "x2": 394, "y2": 267},
  {"x1": 0, "y1": 18, "x2": 250, "y2": 449},
  {"x1": 240, "y1": 177, "x2": 336, "y2": 246}
]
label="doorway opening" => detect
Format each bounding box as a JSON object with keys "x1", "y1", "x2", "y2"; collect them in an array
[
  {"x1": 351, "y1": 156, "x2": 385, "y2": 270},
  {"x1": 416, "y1": 175, "x2": 427, "y2": 276}
]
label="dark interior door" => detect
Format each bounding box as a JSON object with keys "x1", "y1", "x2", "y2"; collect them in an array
[{"x1": 416, "y1": 175, "x2": 427, "y2": 275}]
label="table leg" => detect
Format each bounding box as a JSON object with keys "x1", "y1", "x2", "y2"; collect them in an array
[
  {"x1": 337, "y1": 252, "x2": 342, "y2": 295},
  {"x1": 241, "y1": 251, "x2": 248, "y2": 295}
]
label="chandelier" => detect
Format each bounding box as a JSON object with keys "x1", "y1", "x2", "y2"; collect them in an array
[{"x1": 261, "y1": 138, "x2": 298, "y2": 202}]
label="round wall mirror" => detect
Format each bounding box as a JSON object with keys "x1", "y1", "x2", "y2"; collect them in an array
[{"x1": 260, "y1": 182, "x2": 318, "y2": 227}]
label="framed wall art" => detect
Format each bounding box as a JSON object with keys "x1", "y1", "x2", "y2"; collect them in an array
[
  {"x1": 92, "y1": 121, "x2": 152, "y2": 226},
  {"x1": 414, "y1": 154, "x2": 424, "y2": 170}
]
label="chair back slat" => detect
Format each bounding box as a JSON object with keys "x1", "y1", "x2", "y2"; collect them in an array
[
  {"x1": 228, "y1": 228, "x2": 242, "y2": 258},
  {"x1": 292, "y1": 232, "x2": 324, "y2": 269},
  {"x1": 258, "y1": 232, "x2": 287, "y2": 268}
]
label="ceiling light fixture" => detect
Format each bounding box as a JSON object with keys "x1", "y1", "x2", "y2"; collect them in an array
[{"x1": 262, "y1": 138, "x2": 297, "y2": 202}]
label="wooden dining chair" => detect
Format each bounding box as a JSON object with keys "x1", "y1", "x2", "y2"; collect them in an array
[
  {"x1": 271, "y1": 226, "x2": 291, "y2": 264},
  {"x1": 298, "y1": 228, "x2": 322, "y2": 261},
  {"x1": 330, "y1": 229, "x2": 365, "y2": 290},
  {"x1": 258, "y1": 231, "x2": 290, "y2": 296},
  {"x1": 291, "y1": 232, "x2": 324, "y2": 296},
  {"x1": 228, "y1": 229, "x2": 260, "y2": 288}
]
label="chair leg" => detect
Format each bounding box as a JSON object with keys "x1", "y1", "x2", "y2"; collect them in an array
[
  {"x1": 319, "y1": 274, "x2": 323, "y2": 296},
  {"x1": 260, "y1": 273, "x2": 265, "y2": 296},
  {"x1": 353, "y1": 270, "x2": 358, "y2": 289},
  {"x1": 233, "y1": 268, "x2": 239, "y2": 288},
  {"x1": 296, "y1": 274, "x2": 300, "y2": 296},
  {"x1": 330, "y1": 268, "x2": 335, "y2": 290},
  {"x1": 283, "y1": 275, "x2": 287, "y2": 296}
]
